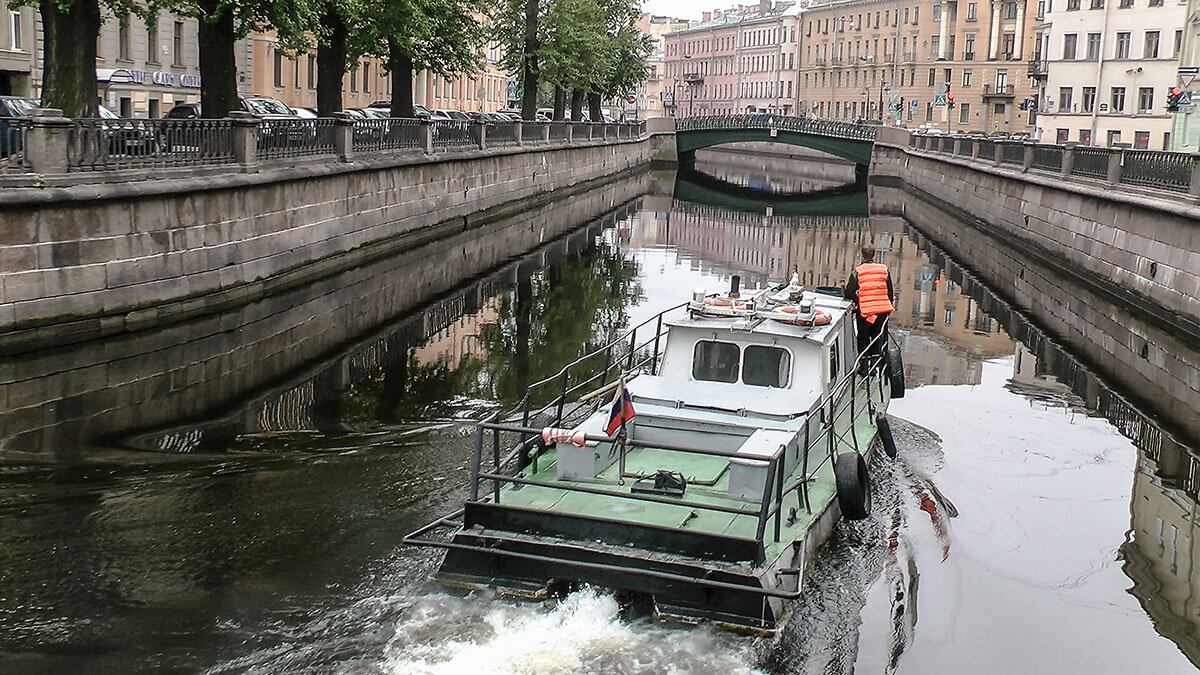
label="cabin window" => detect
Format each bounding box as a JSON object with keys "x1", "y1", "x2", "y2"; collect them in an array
[
  {"x1": 743, "y1": 346, "x2": 791, "y2": 388},
  {"x1": 828, "y1": 340, "x2": 840, "y2": 383},
  {"x1": 692, "y1": 340, "x2": 740, "y2": 383}
]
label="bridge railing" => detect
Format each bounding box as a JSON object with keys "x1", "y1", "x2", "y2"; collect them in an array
[
  {"x1": 909, "y1": 132, "x2": 1200, "y2": 196},
  {"x1": 675, "y1": 114, "x2": 877, "y2": 142},
  {"x1": 1, "y1": 110, "x2": 654, "y2": 185}
]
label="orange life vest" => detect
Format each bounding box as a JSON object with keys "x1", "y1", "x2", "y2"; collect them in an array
[{"x1": 855, "y1": 262, "x2": 893, "y2": 323}]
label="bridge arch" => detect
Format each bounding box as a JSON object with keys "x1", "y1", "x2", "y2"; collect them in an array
[{"x1": 674, "y1": 115, "x2": 877, "y2": 168}]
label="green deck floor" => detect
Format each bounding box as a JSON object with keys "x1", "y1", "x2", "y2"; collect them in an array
[{"x1": 493, "y1": 375, "x2": 888, "y2": 564}]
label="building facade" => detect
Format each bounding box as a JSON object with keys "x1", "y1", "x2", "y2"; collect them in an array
[
  {"x1": 663, "y1": 2, "x2": 803, "y2": 117},
  {"x1": 89, "y1": 11, "x2": 212, "y2": 117},
  {"x1": 1035, "y1": 0, "x2": 1185, "y2": 148},
  {"x1": 634, "y1": 14, "x2": 690, "y2": 119},
  {"x1": 1169, "y1": 0, "x2": 1199, "y2": 151},
  {"x1": 797, "y1": 0, "x2": 1043, "y2": 134},
  {"x1": 0, "y1": 6, "x2": 36, "y2": 96}
]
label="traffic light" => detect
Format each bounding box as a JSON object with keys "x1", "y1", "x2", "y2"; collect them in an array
[
  {"x1": 947, "y1": 92, "x2": 956, "y2": 110},
  {"x1": 1168, "y1": 86, "x2": 1182, "y2": 111}
]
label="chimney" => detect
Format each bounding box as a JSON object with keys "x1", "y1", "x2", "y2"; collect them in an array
[
  {"x1": 703, "y1": 11, "x2": 711, "y2": 20},
  {"x1": 759, "y1": 0, "x2": 771, "y2": 13}
]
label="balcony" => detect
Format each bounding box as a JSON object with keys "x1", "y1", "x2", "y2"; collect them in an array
[
  {"x1": 983, "y1": 84, "x2": 1015, "y2": 97},
  {"x1": 1026, "y1": 59, "x2": 1048, "y2": 79},
  {"x1": 683, "y1": 72, "x2": 704, "y2": 84}
]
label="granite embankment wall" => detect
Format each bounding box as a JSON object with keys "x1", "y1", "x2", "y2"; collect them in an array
[
  {"x1": 0, "y1": 124, "x2": 678, "y2": 356},
  {"x1": 869, "y1": 128, "x2": 1200, "y2": 441}
]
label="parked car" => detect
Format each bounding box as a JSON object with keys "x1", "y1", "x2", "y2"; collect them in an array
[
  {"x1": 0, "y1": 95, "x2": 38, "y2": 158},
  {"x1": 97, "y1": 105, "x2": 160, "y2": 156},
  {"x1": 291, "y1": 107, "x2": 319, "y2": 119}
]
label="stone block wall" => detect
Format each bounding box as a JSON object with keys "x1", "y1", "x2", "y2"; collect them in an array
[{"x1": 0, "y1": 135, "x2": 665, "y2": 355}]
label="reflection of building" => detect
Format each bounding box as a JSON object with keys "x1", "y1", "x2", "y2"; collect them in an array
[{"x1": 1125, "y1": 437, "x2": 1200, "y2": 668}]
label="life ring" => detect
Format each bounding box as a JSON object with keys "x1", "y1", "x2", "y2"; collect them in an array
[
  {"x1": 771, "y1": 307, "x2": 831, "y2": 326},
  {"x1": 876, "y1": 413, "x2": 898, "y2": 458},
  {"x1": 705, "y1": 297, "x2": 732, "y2": 307},
  {"x1": 835, "y1": 451, "x2": 872, "y2": 520},
  {"x1": 885, "y1": 347, "x2": 905, "y2": 399}
]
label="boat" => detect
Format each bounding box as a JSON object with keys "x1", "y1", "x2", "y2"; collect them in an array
[{"x1": 404, "y1": 273, "x2": 906, "y2": 634}]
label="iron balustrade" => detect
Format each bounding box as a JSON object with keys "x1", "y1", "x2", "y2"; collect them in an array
[
  {"x1": 431, "y1": 120, "x2": 474, "y2": 147},
  {"x1": 1032, "y1": 144, "x2": 1064, "y2": 172},
  {"x1": 675, "y1": 114, "x2": 877, "y2": 142},
  {"x1": 956, "y1": 139, "x2": 974, "y2": 157},
  {"x1": 1072, "y1": 146, "x2": 1109, "y2": 179},
  {"x1": 351, "y1": 117, "x2": 422, "y2": 152},
  {"x1": 939, "y1": 136, "x2": 954, "y2": 153},
  {"x1": 65, "y1": 117, "x2": 238, "y2": 171},
  {"x1": 257, "y1": 118, "x2": 336, "y2": 159},
  {"x1": 548, "y1": 121, "x2": 569, "y2": 141},
  {"x1": 1000, "y1": 141, "x2": 1024, "y2": 165},
  {"x1": 976, "y1": 139, "x2": 995, "y2": 159},
  {"x1": 520, "y1": 121, "x2": 545, "y2": 143},
  {"x1": 0, "y1": 118, "x2": 30, "y2": 175},
  {"x1": 485, "y1": 121, "x2": 519, "y2": 146},
  {"x1": 1122, "y1": 149, "x2": 1193, "y2": 191}
]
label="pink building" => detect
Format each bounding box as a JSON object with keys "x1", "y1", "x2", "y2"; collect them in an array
[{"x1": 663, "y1": 1, "x2": 803, "y2": 116}]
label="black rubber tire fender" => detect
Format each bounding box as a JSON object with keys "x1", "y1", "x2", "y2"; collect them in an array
[
  {"x1": 835, "y1": 451, "x2": 872, "y2": 520},
  {"x1": 876, "y1": 413, "x2": 898, "y2": 458},
  {"x1": 886, "y1": 346, "x2": 905, "y2": 399}
]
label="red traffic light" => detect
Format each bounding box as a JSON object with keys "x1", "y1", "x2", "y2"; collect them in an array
[
  {"x1": 947, "y1": 92, "x2": 955, "y2": 100},
  {"x1": 1172, "y1": 86, "x2": 1182, "y2": 95}
]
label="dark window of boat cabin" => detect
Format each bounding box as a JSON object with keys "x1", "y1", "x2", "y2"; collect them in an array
[
  {"x1": 692, "y1": 340, "x2": 740, "y2": 383},
  {"x1": 828, "y1": 339, "x2": 840, "y2": 383},
  {"x1": 743, "y1": 345, "x2": 791, "y2": 387}
]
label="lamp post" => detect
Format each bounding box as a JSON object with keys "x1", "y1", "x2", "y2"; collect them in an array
[{"x1": 878, "y1": 80, "x2": 887, "y2": 124}]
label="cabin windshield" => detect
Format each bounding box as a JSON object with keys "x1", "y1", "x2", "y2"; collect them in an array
[{"x1": 691, "y1": 340, "x2": 791, "y2": 388}]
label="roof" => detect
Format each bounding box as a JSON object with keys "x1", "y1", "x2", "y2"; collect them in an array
[{"x1": 664, "y1": 1, "x2": 803, "y2": 36}]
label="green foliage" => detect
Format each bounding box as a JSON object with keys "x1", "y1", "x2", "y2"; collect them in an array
[{"x1": 357, "y1": 0, "x2": 487, "y2": 77}]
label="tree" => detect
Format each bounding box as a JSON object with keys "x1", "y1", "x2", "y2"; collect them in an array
[
  {"x1": 34, "y1": 0, "x2": 104, "y2": 116},
  {"x1": 494, "y1": 0, "x2": 541, "y2": 119}
]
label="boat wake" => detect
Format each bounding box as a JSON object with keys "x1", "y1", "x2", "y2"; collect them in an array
[{"x1": 382, "y1": 587, "x2": 765, "y2": 674}]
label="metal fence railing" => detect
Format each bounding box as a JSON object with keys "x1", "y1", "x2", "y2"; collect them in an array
[
  {"x1": 548, "y1": 121, "x2": 569, "y2": 142},
  {"x1": 257, "y1": 118, "x2": 337, "y2": 160},
  {"x1": 1122, "y1": 149, "x2": 1192, "y2": 191},
  {"x1": 65, "y1": 117, "x2": 239, "y2": 172},
  {"x1": 1000, "y1": 141, "x2": 1024, "y2": 165},
  {"x1": 352, "y1": 118, "x2": 422, "y2": 153},
  {"x1": 676, "y1": 113, "x2": 878, "y2": 141},
  {"x1": 1071, "y1": 146, "x2": 1109, "y2": 179},
  {"x1": 1032, "y1": 145, "x2": 1063, "y2": 172},
  {"x1": 520, "y1": 121, "x2": 544, "y2": 143},
  {"x1": 432, "y1": 120, "x2": 474, "y2": 147},
  {"x1": 0, "y1": 118, "x2": 31, "y2": 175},
  {"x1": 485, "y1": 121, "x2": 519, "y2": 146}
]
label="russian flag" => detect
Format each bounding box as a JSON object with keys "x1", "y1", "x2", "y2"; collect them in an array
[{"x1": 605, "y1": 378, "x2": 636, "y2": 436}]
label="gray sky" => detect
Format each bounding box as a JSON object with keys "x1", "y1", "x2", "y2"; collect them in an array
[{"x1": 642, "y1": 0, "x2": 705, "y2": 20}]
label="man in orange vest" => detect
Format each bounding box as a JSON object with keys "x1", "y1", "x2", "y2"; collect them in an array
[{"x1": 844, "y1": 244, "x2": 895, "y2": 360}]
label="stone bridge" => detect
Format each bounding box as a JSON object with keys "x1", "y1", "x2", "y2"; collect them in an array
[{"x1": 673, "y1": 115, "x2": 877, "y2": 178}]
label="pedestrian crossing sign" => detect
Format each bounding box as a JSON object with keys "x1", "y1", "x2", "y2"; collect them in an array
[{"x1": 933, "y1": 94, "x2": 948, "y2": 107}]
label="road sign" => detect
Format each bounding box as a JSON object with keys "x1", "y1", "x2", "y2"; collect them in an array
[
  {"x1": 886, "y1": 88, "x2": 899, "y2": 103},
  {"x1": 1182, "y1": 91, "x2": 1195, "y2": 106},
  {"x1": 934, "y1": 82, "x2": 948, "y2": 95},
  {"x1": 933, "y1": 94, "x2": 948, "y2": 107}
]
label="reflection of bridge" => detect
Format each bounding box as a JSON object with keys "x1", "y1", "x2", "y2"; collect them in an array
[
  {"x1": 675, "y1": 115, "x2": 877, "y2": 173},
  {"x1": 674, "y1": 168, "x2": 867, "y2": 216}
]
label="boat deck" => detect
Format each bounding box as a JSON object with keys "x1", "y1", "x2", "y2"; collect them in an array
[{"x1": 493, "y1": 376, "x2": 885, "y2": 566}]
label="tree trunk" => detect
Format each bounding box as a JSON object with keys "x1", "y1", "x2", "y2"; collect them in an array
[
  {"x1": 588, "y1": 93, "x2": 602, "y2": 124},
  {"x1": 520, "y1": 0, "x2": 539, "y2": 120},
  {"x1": 39, "y1": 0, "x2": 100, "y2": 117},
  {"x1": 569, "y1": 89, "x2": 584, "y2": 122},
  {"x1": 316, "y1": 2, "x2": 347, "y2": 116},
  {"x1": 388, "y1": 39, "x2": 415, "y2": 118},
  {"x1": 552, "y1": 87, "x2": 566, "y2": 120},
  {"x1": 196, "y1": 0, "x2": 237, "y2": 117}
]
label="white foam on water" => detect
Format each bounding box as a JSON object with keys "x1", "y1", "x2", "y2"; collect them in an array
[{"x1": 382, "y1": 587, "x2": 765, "y2": 675}]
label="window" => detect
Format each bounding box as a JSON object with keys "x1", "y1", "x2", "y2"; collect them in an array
[
  {"x1": 967, "y1": 2, "x2": 978, "y2": 19},
  {"x1": 965, "y1": 34, "x2": 975, "y2": 60},
  {"x1": 944, "y1": 68, "x2": 952, "y2": 84},
  {"x1": 293, "y1": 57, "x2": 299, "y2": 89},
  {"x1": 1108, "y1": 130, "x2": 1121, "y2": 146},
  {"x1": 173, "y1": 21, "x2": 184, "y2": 66},
  {"x1": 1082, "y1": 86, "x2": 1096, "y2": 112},
  {"x1": 827, "y1": 341, "x2": 840, "y2": 383},
  {"x1": 1115, "y1": 32, "x2": 1130, "y2": 59},
  {"x1": 743, "y1": 346, "x2": 791, "y2": 388},
  {"x1": 1059, "y1": 87, "x2": 1073, "y2": 111},
  {"x1": 118, "y1": 13, "x2": 131, "y2": 60},
  {"x1": 962, "y1": 69, "x2": 972, "y2": 87},
  {"x1": 1057, "y1": 128, "x2": 1070, "y2": 143},
  {"x1": 1175, "y1": 30, "x2": 1183, "y2": 58},
  {"x1": 362, "y1": 62, "x2": 370, "y2": 93},
  {"x1": 349, "y1": 64, "x2": 357, "y2": 92},
  {"x1": 1119, "y1": 0, "x2": 1133, "y2": 6},
  {"x1": 1037, "y1": 0, "x2": 1046, "y2": 18},
  {"x1": 1134, "y1": 131, "x2": 1150, "y2": 149},
  {"x1": 931, "y1": 35, "x2": 940, "y2": 57},
  {"x1": 1063, "y1": 34, "x2": 1078, "y2": 60},
  {"x1": 1138, "y1": 87, "x2": 1153, "y2": 113},
  {"x1": 926, "y1": 101, "x2": 933, "y2": 121},
  {"x1": 1003, "y1": 1, "x2": 1018, "y2": 18},
  {"x1": 273, "y1": 49, "x2": 282, "y2": 88},
  {"x1": 1090, "y1": 0, "x2": 1103, "y2": 8},
  {"x1": 913, "y1": 7, "x2": 919, "y2": 23},
  {"x1": 1149, "y1": 0, "x2": 1163, "y2": 5},
  {"x1": 1086, "y1": 33, "x2": 1101, "y2": 60},
  {"x1": 693, "y1": 341, "x2": 740, "y2": 383},
  {"x1": 1111, "y1": 86, "x2": 1125, "y2": 112},
  {"x1": 307, "y1": 54, "x2": 316, "y2": 89},
  {"x1": 996, "y1": 69, "x2": 1008, "y2": 88},
  {"x1": 1002, "y1": 33, "x2": 1016, "y2": 59},
  {"x1": 1144, "y1": 31, "x2": 1159, "y2": 59},
  {"x1": 933, "y1": 4, "x2": 942, "y2": 20},
  {"x1": 146, "y1": 18, "x2": 158, "y2": 63},
  {"x1": 959, "y1": 102, "x2": 970, "y2": 123},
  {"x1": 928, "y1": 68, "x2": 936, "y2": 86},
  {"x1": 9, "y1": 10, "x2": 21, "y2": 52},
  {"x1": 1080, "y1": 129, "x2": 1092, "y2": 145},
  {"x1": 1067, "y1": 0, "x2": 1080, "y2": 9}
]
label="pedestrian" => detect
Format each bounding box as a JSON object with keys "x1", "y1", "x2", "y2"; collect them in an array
[{"x1": 844, "y1": 244, "x2": 895, "y2": 362}]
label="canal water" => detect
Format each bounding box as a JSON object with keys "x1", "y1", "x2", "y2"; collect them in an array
[{"x1": 0, "y1": 154, "x2": 1196, "y2": 674}]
